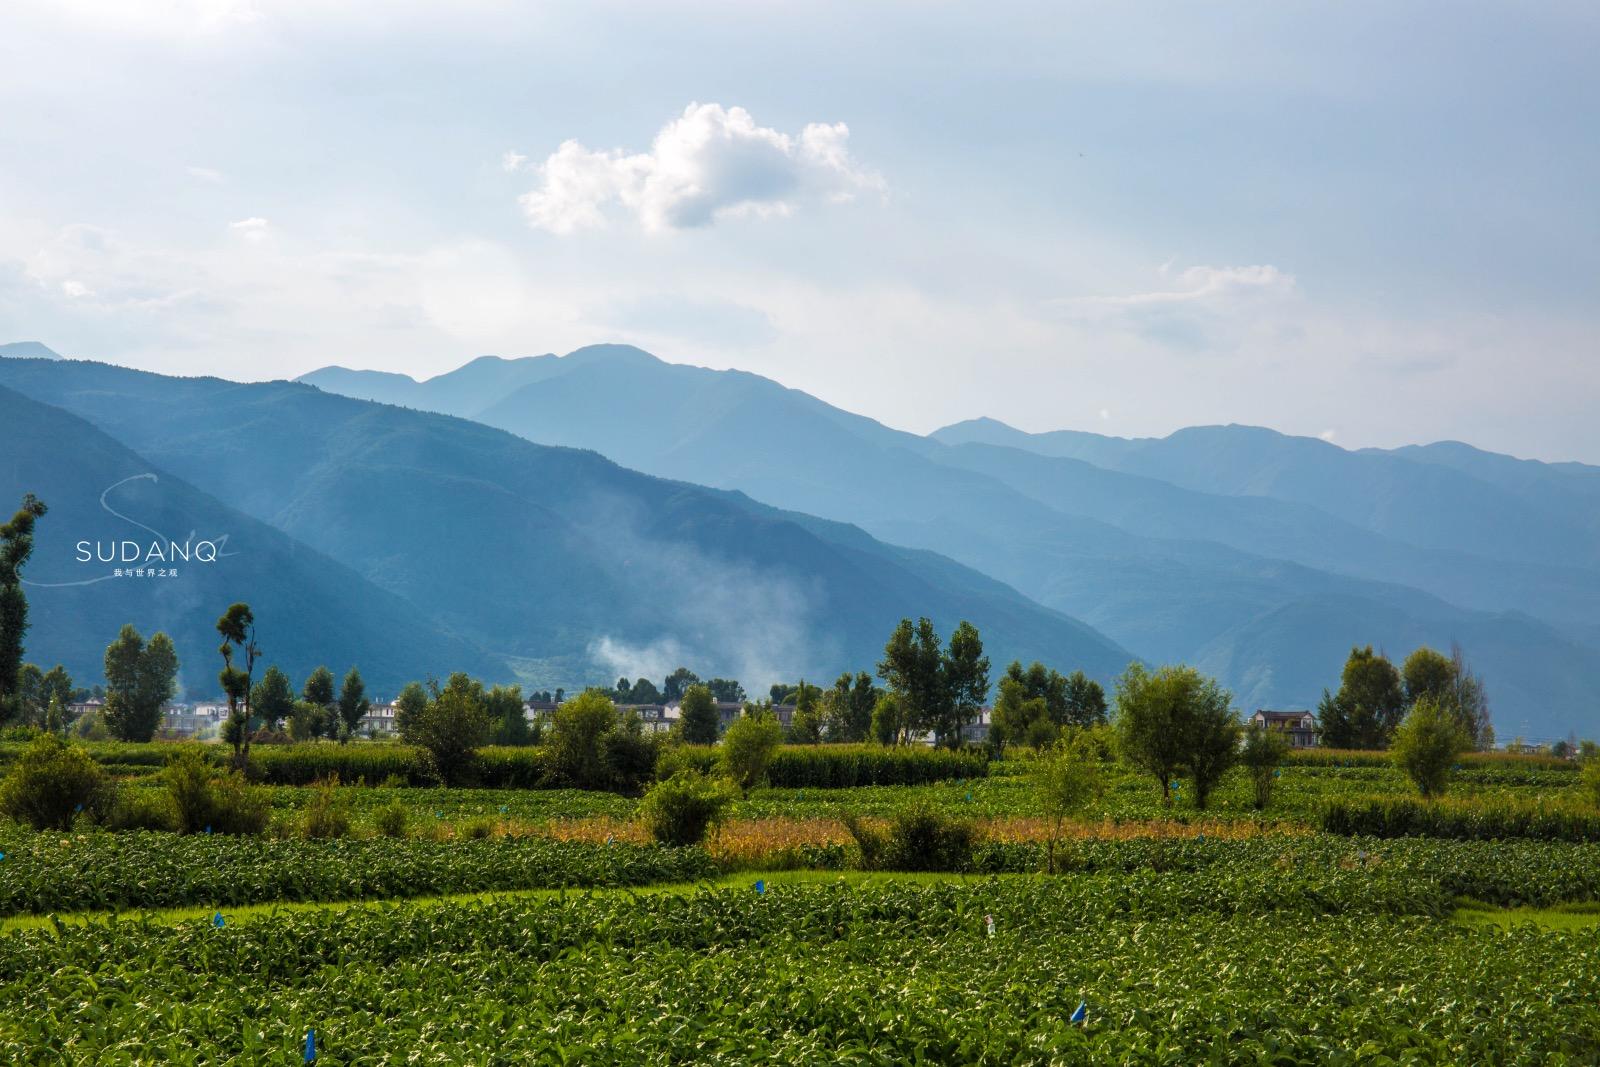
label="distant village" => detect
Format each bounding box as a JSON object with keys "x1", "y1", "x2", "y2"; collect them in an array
[{"x1": 84, "y1": 695, "x2": 1354, "y2": 749}]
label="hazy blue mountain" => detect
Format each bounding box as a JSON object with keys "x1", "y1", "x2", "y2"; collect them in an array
[
  {"x1": 301, "y1": 345, "x2": 1600, "y2": 735},
  {"x1": 0, "y1": 384, "x2": 499, "y2": 698},
  {"x1": 0, "y1": 358, "x2": 1134, "y2": 693},
  {"x1": 933, "y1": 418, "x2": 1600, "y2": 572},
  {"x1": 0, "y1": 341, "x2": 61, "y2": 359},
  {"x1": 930, "y1": 439, "x2": 1600, "y2": 627}
]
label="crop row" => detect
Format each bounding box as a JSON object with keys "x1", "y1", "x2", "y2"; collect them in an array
[
  {"x1": 2, "y1": 879, "x2": 1596, "y2": 1063},
  {"x1": 0, "y1": 832, "x2": 715, "y2": 915},
  {"x1": 4, "y1": 827, "x2": 1599, "y2": 916}
]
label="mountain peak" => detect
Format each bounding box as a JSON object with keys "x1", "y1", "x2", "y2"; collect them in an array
[{"x1": 0, "y1": 341, "x2": 63, "y2": 360}]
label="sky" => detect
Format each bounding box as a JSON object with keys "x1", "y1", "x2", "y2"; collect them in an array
[{"x1": 1, "y1": 1, "x2": 1597, "y2": 461}]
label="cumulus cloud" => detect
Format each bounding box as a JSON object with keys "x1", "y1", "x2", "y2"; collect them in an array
[
  {"x1": 228, "y1": 217, "x2": 270, "y2": 243},
  {"x1": 517, "y1": 103, "x2": 884, "y2": 234}
]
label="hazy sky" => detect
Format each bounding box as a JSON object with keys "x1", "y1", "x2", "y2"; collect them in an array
[{"x1": 2, "y1": 1, "x2": 1597, "y2": 460}]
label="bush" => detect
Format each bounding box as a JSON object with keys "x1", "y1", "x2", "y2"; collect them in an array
[
  {"x1": 0, "y1": 734, "x2": 113, "y2": 830},
  {"x1": 720, "y1": 713, "x2": 783, "y2": 791},
  {"x1": 1583, "y1": 759, "x2": 1600, "y2": 809},
  {"x1": 252, "y1": 744, "x2": 422, "y2": 786},
  {"x1": 461, "y1": 817, "x2": 496, "y2": 840},
  {"x1": 374, "y1": 799, "x2": 409, "y2": 838},
  {"x1": 163, "y1": 749, "x2": 270, "y2": 835},
  {"x1": 301, "y1": 775, "x2": 353, "y2": 839},
  {"x1": 1391, "y1": 697, "x2": 1469, "y2": 798},
  {"x1": 104, "y1": 789, "x2": 178, "y2": 832},
  {"x1": 601, "y1": 728, "x2": 660, "y2": 794},
  {"x1": 1241, "y1": 724, "x2": 1290, "y2": 811},
  {"x1": 844, "y1": 803, "x2": 976, "y2": 872},
  {"x1": 638, "y1": 770, "x2": 737, "y2": 847}
]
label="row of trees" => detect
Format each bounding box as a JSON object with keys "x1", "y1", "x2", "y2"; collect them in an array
[
  {"x1": 1318, "y1": 643, "x2": 1491, "y2": 750},
  {"x1": 0, "y1": 494, "x2": 48, "y2": 725}
]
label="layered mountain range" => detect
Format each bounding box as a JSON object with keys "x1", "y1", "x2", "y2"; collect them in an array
[
  {"x1": 295, "y1": 345, "x2": 1600, "y2": 737},
  {"x1": 0, "y1": 355, "x2": 1130, "y2": 700}
]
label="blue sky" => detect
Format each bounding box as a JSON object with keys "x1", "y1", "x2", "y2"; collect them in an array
[{"x1": 1, "y1": 1, "x2": 1596, "y2": 460}]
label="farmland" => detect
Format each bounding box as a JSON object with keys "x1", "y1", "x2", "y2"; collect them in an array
[{"x1": 2, "y1": 740, "x2": 1598, "y2": 1063}]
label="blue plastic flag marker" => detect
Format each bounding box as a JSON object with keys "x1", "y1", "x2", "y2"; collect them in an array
[
  {"x1": 0, "y1": 851, "x2": 7, "y2": 862},
  {"x1": 1273, "y1": 769, "x2": 1282, "y2": 779},
  {"x1": 965, "y1": 791, "x2": 973, "y2": 803},
  {"x1": 606, "y1": 834, "x2": 614, "y2": 846},
  {"x1": 213, "y1": 911, "x2": 225, "y2": 928},
  {"x1": 1070, "y1": 1001, "x2": 1087, "y2": 1025},
  {"x1": 74, "y1": 803, "x2": 84, "y2": 813},
  {"x1": 1196, "y1": 833, "x2": 1205, "y2": 842},
  {"x1": 204, "y1": 825, "x2": 212, "y2": 835},
  {"x1": 498, "y1": 805, "x2": 508, "y2": 815},
  {"x1": 754, "y1": 879, "x2": 766, "y2": 895},
  {"x1": 435, "y1": 811, "x2": 443, "y2": 819},
  {"x1": 304, "y1": 1028, "x2": 316, "y2": 1062}
]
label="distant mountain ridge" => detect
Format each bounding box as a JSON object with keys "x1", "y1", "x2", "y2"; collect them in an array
[
  {"x1": 0, "y1": 341, "x2": 62, "y2": 360},
  {"x1": 0, "y1": 356, "x2": 1134, "y2": 697},
  {"x1": 300, "y1": 345, "x2": 1600, "y2": 736}
]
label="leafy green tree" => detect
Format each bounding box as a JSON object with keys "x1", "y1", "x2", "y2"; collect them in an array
[
  {"x1": 705, "y1": 678, "x2": 746, "y2": 703},
  {"x1": 822, "y1": 671, "x2": 877, "y2": 743},
  {"x1": 677, "y1": 683, "x2": 721, "y2": 744},
  {"x1": 40, "y1": 665, "x2": 72, "y2": 718},
  {"x1": 14, "y1": 663, "x2": 44, "y2": 726},
  {"x1": 1185, "y1": 687, "x2": 1241, "y2": 810},
  {"x1": 0, "y1": 493, "x2": 47, "y2": 724},
  {"x1": 787, "y1": 679, "x2": 824, "y2": 743},
  {"x1": 939, "y1": 621, "x2": 990, "y2": 748},
  {"x1": 485, "y1": 683, "x2": 528, "y2": 745},
  {"x1": 1034, "y1": 733, "x2": 1103, "y2": 873},
  {"x1": 1318, "y1": 646, "x2": 1406, "y2": 749},
  {"x1": 1391, "y1": 695, "x2": 1469, "y2": 798},
  {"x1": 624, "y1": 677, "x2": 662, "y2": 704},
  {"x1": 216, "y1": 603, "x2": 259, "y2": 762},
  {"x1": 989, "y1": 674, "x2": 1055, "y2": 753},
  {"x1": 251, "y1": 666, "x2": 295, "y2": 732},
  {"x1": 1241, "y1": 723, "x2": 1290, "y2": 810},
  {"x1": 394, "y1": 681, "x2": 429, "y2": 736},
  {"x1": 43, "y1": 692, "x2": 66, "y2": 735},
  {"x1": 288, "y1": 700, "x2": 328, "y2": 742},
  {"x1": 1402, "y1": 644, "x2": 1492, "y2": 748},
  {"x1": 1063, "y1": 670, "x2": 1108, "y2": 727},
  {"x1": 336, "y1": 667, "x2": 370, "y2": 741},
  {"x1": 1113, "y1": 662, "x2": 1237, "y2": 807},
  {"x1": 719, "y1": 710, "x2": 783, "y2": 791},
  {"x1": 104, "y1": 626, "x2": 179, "y2": 742},
  {"x1": 399, "y1": 673, "x2": 491, "y2": 785},
  {"x1": 663, "y1": 667, "x2": 701, "y2": 703},
  {"x1": 547, "y1": 689, "x2": 621, "y2": 789},
  {"x1": 302, "y1": 665, "x2": 335, "y2": 711},
  {"x1": 878, "y1": 617, "x2": 946, "y2": 742},
  {"x1": 870, "y1": 691, "x2": 903, "y2": 745}
]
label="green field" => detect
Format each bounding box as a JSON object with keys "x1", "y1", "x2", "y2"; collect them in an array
[{"x1": 2, "y1": 741, "x2": 1598, "y2": 1063}]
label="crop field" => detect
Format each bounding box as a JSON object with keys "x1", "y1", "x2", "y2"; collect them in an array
[{"x1": 3, "y1": 740, "x2": 1599, "y2": 1063}]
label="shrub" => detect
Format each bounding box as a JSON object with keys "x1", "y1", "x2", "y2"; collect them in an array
[
  {"x1": 720, "y1": 713, "x2": 783, "y2": 791},
  {"x1": 1241, "y1": 723, "x2": 1291, "y2": 811},
  {"x1": 400, "y1": 678, "x2": 492, "y2": 786},
  {"x1": 845, "y1": 803, "x2": 975, "y2": 872},
  {"x1": 374, "y1": 798, "x2": 409, "y2": 838},
  {"x1": 104, "y1": 789, "x2": 178, "y2": 832},
  {"x1": 1033, "y1": 734, "x2": 1103, "y2": 873},
  {"x1": 638, "y1": 770, "x2": 737, "y2": 847},
  {"x1": 301, "y1": 775, "x2": 353, "y2": 839},
  {"x1": 546, "y1": 691, "x2": 621, "y2": 790},
  {"x1": 461, "y1": 817, "x2": 496, "y2": 840},
  {"x1": 1391, "y1": 697, "x2": 1469, "y2": 798},
  {"x1": 1583, "y1": 759, "x2": 1600, "y2": 809},
  {"x1": 601, "y1": 727, "x2": 659, "y2": 794},
  {"x1": 0, "y1": 734, "x2": 113, "y2": 830},
  {"x1": 162, "y1": 749, "x2": 270, "y2": 835}
]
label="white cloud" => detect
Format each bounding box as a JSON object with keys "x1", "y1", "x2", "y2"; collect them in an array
[
  {"x1": 518, "y1": 102, "x2": 884, "y2": 234},
  {"x1": 1062, "y1": 263, "x2": 1297, "y2": 312},
  {"x1": 186, "y1": 165, "x2": 223, "y2": 183},
  {"x1": 228, "y1": 217, "x2": 270, "y2": 243},
  {"x1": 499, "y1": 150, "x2": 527, "y2": 173}
]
